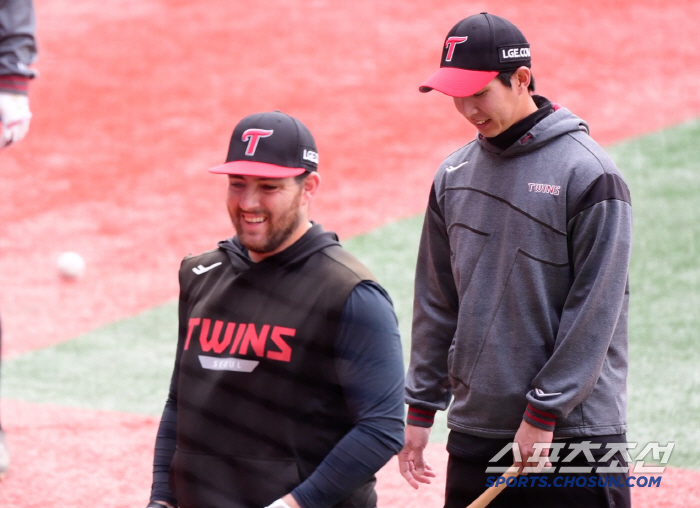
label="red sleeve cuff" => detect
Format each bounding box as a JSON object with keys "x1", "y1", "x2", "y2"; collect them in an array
[
  {"x1": 0, "y1": 75, "x2": 31, "y2": 95},
  {"x1": 523, "y1": 403, "x2": 557, "y2": 431},
  {"x1": 407, "y1": 406, "x2": 436, "y2": 428}
]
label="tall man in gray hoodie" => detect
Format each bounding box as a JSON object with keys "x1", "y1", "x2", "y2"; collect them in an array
[{"x1": 398, "y1": 13, "x2": 632, "y2": 508}]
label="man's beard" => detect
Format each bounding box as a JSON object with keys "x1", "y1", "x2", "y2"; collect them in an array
[{"x1": 231, "y1": 190, "x2": 303, "y2": 256}]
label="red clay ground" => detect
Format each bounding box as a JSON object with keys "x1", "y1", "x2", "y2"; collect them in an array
[
  {"x1": 1, "y1": 1, "x2": 700, "y2": 507},
  {"x1": 2, "y1": 400, "x2": 699, "y2": 507}
]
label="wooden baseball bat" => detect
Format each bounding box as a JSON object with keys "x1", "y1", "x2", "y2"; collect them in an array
[{"x1": 465, "y1": 465, "x2": 520, "y2": 508}]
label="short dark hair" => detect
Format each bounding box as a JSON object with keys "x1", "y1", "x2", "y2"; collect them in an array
[
  {"x1": 294, "y1": 172, "x2": 310, "y2": 185},
  {"x1": 496, "y1": 69, "x2": 536, "y2": 92}
]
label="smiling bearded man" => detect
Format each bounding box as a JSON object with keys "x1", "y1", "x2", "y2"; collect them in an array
[{"x1": 145, "y1": 111, "x2": 406, "y2": 508}]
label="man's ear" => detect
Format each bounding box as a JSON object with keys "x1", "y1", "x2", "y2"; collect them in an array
[
  {"x1": 301, "y1": 171, "x2": 321, "y2": 204},
  {"x1": 513, "y1": 66, "x2": 532, "y2": 92}
]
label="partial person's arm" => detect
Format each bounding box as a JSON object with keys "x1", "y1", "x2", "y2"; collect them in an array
[
  {"x1": 148, "y1": 280, "x2": 190, "y2": 508},
  {"x1": 0, "y1": 0, "x2": 37, "y2": 81},
  {"x1": 404, "y1": 184, "x2": 459, "y2": 421},
  {"x1": 399, "y1": 183, "x2": 459, "y2": 487},
  {"x1": 284, "y1": 281, "x2": 406, "y2": 508},
  {"x1": 149, "y1": 392, "x2": 178, "y2": 508},
  {"x1": 0, "y1": 0, "x2": 38, "y2": 146},
  {"x1": 523, "y1": 181, "x2": 632, "y2": 430}
]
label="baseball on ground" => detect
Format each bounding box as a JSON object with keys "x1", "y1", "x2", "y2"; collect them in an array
[{"x1": 57, "y1": 251, "x2": 86, "y2": 279}]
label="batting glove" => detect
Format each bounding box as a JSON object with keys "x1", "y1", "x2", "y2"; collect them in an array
[{"x1": 0, "y1": 92, "x2": 32, "y2": 148}]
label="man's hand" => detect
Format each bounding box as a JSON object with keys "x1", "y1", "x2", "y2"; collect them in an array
[
  {"x1": 146, "y1": 502, "x2": 174, "y2": 508},
  {"x1": 397, "y1": 424, "x2": 436, "y2": 489},
  {"x1": 264, "y1": 495, "x2": 299, "y2": 508},
  {"x1": 513, "y1": 419, "x2": 554, "y2": 474},
  {"x1": 0, "y1": 92, "x2": 32, "y2": 148}
]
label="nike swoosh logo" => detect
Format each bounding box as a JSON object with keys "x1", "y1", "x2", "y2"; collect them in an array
[
  {"x1": 535, "y1": 388, "x2": 563, "y2": 398},
  {"x1": 445, "y1": 161, "x2": 469, "y2": 172},
  {"x1": 192, "y1": 262, "x2": 222, "y2": 275}
]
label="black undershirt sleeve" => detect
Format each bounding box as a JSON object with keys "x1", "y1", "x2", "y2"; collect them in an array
[
  {"x1": 149, "y1": 356, "x2": 180, "y2": 507},
  {"x1": 150, "y1": 398, "x2": 178, "y2": 507},
  {"x1": 291, "y1": 281, "x2": 405, "y2": 508}
]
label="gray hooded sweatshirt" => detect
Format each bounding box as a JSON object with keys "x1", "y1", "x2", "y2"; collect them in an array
[{"x1": 406, "y1": 102, "x2": 632, "y2": 438}]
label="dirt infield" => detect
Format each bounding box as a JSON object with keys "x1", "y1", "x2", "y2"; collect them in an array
[
  {"x1": 0, "y1": 401, "x2": 700, "y2": 508},
  {"x1": 1, "y1": 1, "x2": 700, "y2": 507},
  {"x1": 2, "y1": 400, "x2": 699, "y2": 507}
]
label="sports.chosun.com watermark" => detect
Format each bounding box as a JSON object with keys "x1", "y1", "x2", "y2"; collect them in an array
[
  {"x1": 484, "y1": 441, "x2": 674, "y2": 488},
  {"x1": 487, "y1": 474, "x2": 662, "y2": 489}
]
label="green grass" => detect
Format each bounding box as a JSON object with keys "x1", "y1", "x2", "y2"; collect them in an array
[
  {"x1": 2, "y1": 302, "x2": 178, "y2": 416},
  {"x1": 608, "y1": 119, "x2": 700, "y2": 468},
  {"x1": 4, "y1": 118, "x2": 700, "y2": 468},
  {"x1": 344, "y1": 214, "x2": 451, "y2": 442}
]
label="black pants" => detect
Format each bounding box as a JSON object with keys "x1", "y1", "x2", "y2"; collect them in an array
[{"x1": 444, "y1": 432, "x2": 631, "y2": 508}]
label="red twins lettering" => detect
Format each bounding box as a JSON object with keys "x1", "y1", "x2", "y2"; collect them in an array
[
  {"x1": 242, "y1": 128, "x2": 274, "y2": 155},
  {"x1": 445, "y1": 36, "x2": 468, "y2": 61},
  {"x1": 185, "y1": 318, "x2": 295, "y2": 363}
]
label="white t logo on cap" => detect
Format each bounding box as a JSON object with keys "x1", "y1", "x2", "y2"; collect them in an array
[
  {"x1": 445, "y1": 36, "x2": 468, "y2": 61},
  {"x1": 242, "y1": 129, "x2": 274, "y2": 156}
]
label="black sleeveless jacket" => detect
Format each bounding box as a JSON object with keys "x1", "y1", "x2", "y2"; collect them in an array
[{"x1": 169, "y1": 224, "x2": 379, "y2": 508}]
